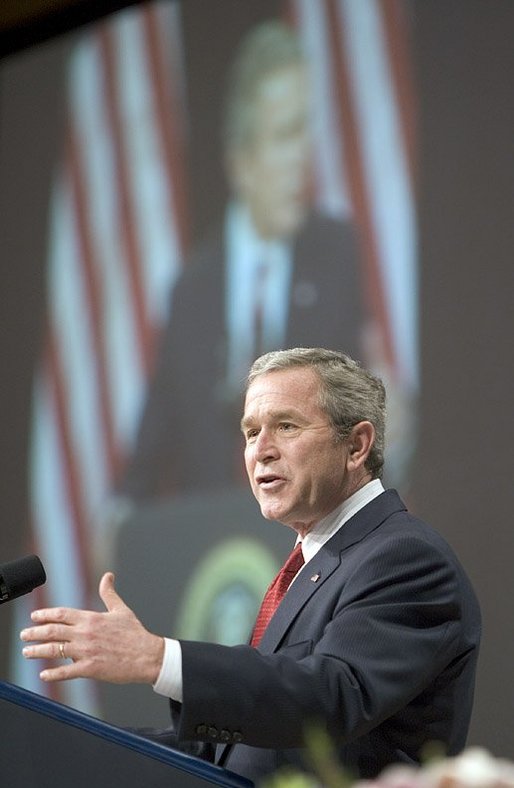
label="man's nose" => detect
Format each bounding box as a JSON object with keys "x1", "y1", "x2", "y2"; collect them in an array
[{"x1": 253, "y1": 429, "x2": 279, "y2": 462}]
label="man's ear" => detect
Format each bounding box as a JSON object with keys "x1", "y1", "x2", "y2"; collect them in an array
[{"x1": 346, "y1": 421, "x2": 375, "y2": 471}]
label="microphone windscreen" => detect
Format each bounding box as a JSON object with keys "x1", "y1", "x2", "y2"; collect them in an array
[{"x1": 0, "y1": 555, "x2": 46, "y2": 603}]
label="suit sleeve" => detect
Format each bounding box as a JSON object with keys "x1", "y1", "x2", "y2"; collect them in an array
[{"x1": 174, "y1": 534, "x2": 469, "y2": 749}]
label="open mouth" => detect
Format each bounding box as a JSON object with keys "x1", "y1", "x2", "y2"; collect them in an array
[{"x1": 256, "y1": 474, "x2": 284, "y2": 489}]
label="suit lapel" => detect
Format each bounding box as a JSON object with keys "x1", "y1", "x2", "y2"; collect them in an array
[
  {"x1": 256, "y1": 490, "x2": 406, "y2": 653},
  {"x1": 257, "y1": 546, "x2": 341, "y2": 652}
]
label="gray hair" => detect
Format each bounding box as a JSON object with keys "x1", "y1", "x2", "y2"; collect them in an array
[
  {"x1": 223, "y1": 20, "x2": 306, "y2": 152},
  {"x1": 247, "y1": 348, "x2": 386, "y2": 478}
]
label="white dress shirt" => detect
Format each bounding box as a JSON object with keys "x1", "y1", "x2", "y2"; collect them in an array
[
  {"x1": 153, "y1": 479, "x2": 385, "y2": 702},
  {"x1": 224, "y1": 201, "x2": 292, "y2": 392}
]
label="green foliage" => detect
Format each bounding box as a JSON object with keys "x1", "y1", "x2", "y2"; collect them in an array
[{"x1": 261, "y1": 723, "x2": 354, "y2": 788}]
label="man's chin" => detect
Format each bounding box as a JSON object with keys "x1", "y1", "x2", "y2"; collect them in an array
[
  {"x1": 258, "y1": 500, "x2": 285, "y2": 523},
  {"x1": 259, "y1": 506, "x2": 278, "y2": 522},
  {"x1": 276, "y1": 210, "x2": 307, "y2": 239},
  {"x1": 259, "y1": 504, "x2": 300, "y2": 530},
  {"x1": 260, "y1": 206, "x2": 307, "y2": 241}
]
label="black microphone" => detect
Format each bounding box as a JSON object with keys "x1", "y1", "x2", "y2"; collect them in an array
[{"x1": 0, "y1": 555, "x2": 46, "y2": 605}]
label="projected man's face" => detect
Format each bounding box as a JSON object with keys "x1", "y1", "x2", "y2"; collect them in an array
[{"x1": 232, "y1": 64, "x2": 312, "y2": 240}]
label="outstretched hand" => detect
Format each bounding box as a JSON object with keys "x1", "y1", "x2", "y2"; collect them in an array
[{"x1": 20, "y1": 572, "x2": 165, "y2": 685}]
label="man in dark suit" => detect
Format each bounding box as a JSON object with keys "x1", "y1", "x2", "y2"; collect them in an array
[
  {"x1": 121, "y1": 212, "x2": 362, "y2": 496},
  {"x1": 21, "y1": 347, "x2": 481, "y2": 785},
  {"x1": 118, "y1": 20, "x2": 364, "y2": 500}
]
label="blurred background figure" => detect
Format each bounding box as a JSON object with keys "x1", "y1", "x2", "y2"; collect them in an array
[{"x1": 118, "y1": 20, "x2": 364, "y2": 501}]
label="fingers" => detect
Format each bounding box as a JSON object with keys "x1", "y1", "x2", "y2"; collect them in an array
[
  {"x1": 22, "y1": 639, "x2": 71, "y2": 662},
  {"x1": 98, "y1": 571, "x2": 127, "y2": 613},
  {"x1": 20, "y1": 621, "x2": 72, "y2": 647},
  {"x1": 30, "y1": 605, "x2": 78, "y2": 625},
  {"x1": 39, "y1": 653, "x2": 90, "y2": 683},
  {"x1": 19, "y1": 594, "x2": 98, "y2": 674},
  {"x1": 23, "y1": 641, "x2": 91, "y2": 682},
  {"x1": 39, "y1": 664, "x2": 79, "y2": 682}
]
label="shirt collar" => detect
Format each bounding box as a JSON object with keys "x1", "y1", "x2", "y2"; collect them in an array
[
  {"x1": 299, "y1": 479, "x2": 385, "y2": 564},
  {"x1": 227, "y1": 200, "x2": 289, "y2": 265}
]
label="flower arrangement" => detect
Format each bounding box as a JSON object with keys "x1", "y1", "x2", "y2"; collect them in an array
[
  {"x1": 355, "y1": 748, "x2": 514, "y2": 788},
  {"x1": 262, "y1": 731, "x2": 514, "y2": 788}
]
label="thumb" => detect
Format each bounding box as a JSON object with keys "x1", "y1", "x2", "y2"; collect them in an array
[{"x1": 99, "y1": 571, "x2": 127, "y2": 613}]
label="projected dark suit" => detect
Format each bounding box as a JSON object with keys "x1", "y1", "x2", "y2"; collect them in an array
[
  {"x1": 172, "y1": 490, "x2": 481, "y2": 783},
  {"x1": 120, "y1": 211, "x2": 364, "y2": 498}
]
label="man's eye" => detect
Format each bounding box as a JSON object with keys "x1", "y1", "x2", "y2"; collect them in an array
[
  {"x1": 279, "y1": 422, "x2": 295, "y2": 432},
  {"x1": 245, "y1": 429, "x2": 259, "y2": 441}
]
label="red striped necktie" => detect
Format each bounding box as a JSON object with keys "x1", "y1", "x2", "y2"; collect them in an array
[{"x1": 251, "y1": 543, "x2": 305, "y2": 647}]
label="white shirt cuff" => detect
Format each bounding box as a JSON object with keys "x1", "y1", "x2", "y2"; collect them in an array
[{"x1": 152, "y1": 637, "x2": 183, "y2": 702}]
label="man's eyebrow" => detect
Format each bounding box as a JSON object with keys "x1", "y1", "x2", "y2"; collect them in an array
[{"x1": 240, "y1": 408, "x2": 303, "y2": 431}]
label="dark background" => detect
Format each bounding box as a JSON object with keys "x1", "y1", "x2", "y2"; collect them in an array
[{"x1": 1, "y1": 0, "x2": 513, "y2": 760}]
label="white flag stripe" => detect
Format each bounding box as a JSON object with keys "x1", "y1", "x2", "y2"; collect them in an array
[
  {"x1": 340, "y1": 0, "x2": 418, "y2": 387},
  {"x1": 115, "y1": 11, "x2": 182, "y2": 328},
  {"x1": 31, "y1": 374, "x2": 88, "y2": 608},
  {"x1": 294, "y1": 0, "x2": 352, "y2": 218},
  {"x1": 48, "y1": 173, "x2": 110, "y2": 524},
  {"x1": 11, "y1": 597, "x2": 47, "y2": 695}
]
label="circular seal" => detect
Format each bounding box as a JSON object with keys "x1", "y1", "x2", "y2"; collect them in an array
[{"x1": 175, "y1": 536, "x2": 279, "y2": 645}]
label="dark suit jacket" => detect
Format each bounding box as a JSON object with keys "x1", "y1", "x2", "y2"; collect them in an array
[
  {"x1": 120, "y1": 212, "x2": 363, "y2": 497},
  {"x1": 170, "y1": 490, "x2": 481, "y2": 784}
]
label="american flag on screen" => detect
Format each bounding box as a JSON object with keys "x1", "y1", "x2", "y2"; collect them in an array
[
  {"x1": 12, "y1": 1, "x2": 188, "y2": 713},
  {"x1": 14, "y1": 0, "x2": 417, "y2": 714},
  {"x1": 292, "y1": 0, "x2": 418, "y2": 484}
]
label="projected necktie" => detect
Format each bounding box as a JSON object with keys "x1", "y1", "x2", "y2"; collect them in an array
[
  {"x1": 251, "y1": 542, "x2": 304, "y2": 647},
  {"x1": 253, "y1": 257, "x2": 270, "y2": 360}
]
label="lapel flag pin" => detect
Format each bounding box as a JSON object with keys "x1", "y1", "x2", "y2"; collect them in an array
[{"x1": 310, "y1": 573, "x2": 320, "y2": 583}]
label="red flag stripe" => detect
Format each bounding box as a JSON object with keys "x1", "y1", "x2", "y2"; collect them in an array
[
  {"x1": 66, "y1": 124, "x2": 122, "y2": 482},
  {"x1": 98, "y1": 24, "x2": 154, "y2": 378},
  {"x1": 142, "y1": 4, "x2": 190, "y2": 258},
  {"x1": 381, "y1": 0, "x2": 417, "y2": 190},
  {"x1": 325, "y1": 0, "x2": 396, "y2": 370}
]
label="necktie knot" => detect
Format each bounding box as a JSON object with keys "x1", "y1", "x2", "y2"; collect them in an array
[{"x1": 251, "y1": 543, "x2": 304, "y2": 647}]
